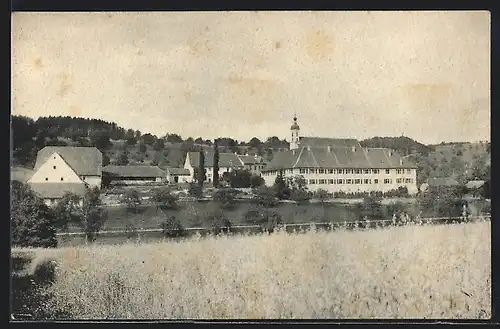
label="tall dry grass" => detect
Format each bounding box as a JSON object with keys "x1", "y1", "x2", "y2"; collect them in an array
[{"x1": 18, "y1": 221, "x2": 490, "y2": 319}]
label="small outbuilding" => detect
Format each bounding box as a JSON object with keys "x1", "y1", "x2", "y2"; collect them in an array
[{"x1": 102, "y1": 165, "x2": 166, "y2": 186}]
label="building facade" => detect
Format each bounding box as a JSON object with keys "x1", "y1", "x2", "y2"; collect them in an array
[
  {"x1": 183, "y1": 151, "x2": 266, "y2": 183},
  {"x1": 26, "y1": 146, "x2": 102, "y2": 205},
  {"x1": 184, "y1": 151, "x2": 244, "y2": 183},
  {"x1": 28, "y1": 146, "x2": 103, "y2": 188},
  {"x1": 237, "y1": 154, "x2": 266, "y2": 176},
  {"x1": 262, "y1": 117, "x2": 418, "y2": 195},
  {"x1": 163, "y1": 167, "x2": 192, "y2": 184}
]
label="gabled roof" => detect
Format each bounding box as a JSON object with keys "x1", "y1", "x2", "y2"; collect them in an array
[
  {"x1": 103, "y1": 165, "x2": 166, "y2": 178},
  {"x1": 263, "y1": 147, "x2": 417, "y2": 171},
  {"x1": 34, "y1": 147, "x2": 102, "y2": 176},
  {"x1": 29, "y1": 183, "x2": 87, "y2": 199},
  {"x1": 164, "y1": 167, "x2": 191, "y2": 176},
  {"x1": 238, "y1": 155, "x2": 264, "y2": 165},
  {"x1": 299, "y1": 137, "x2": 361, "y2": 149},
  {"x1": 187, "y1": 151, "x2": 244, "y2": 169},
  {"x1": 426, "y1": 177, "x2": 460, "y2": 187},
  {"x1": 465, "y1": 180, "x2": 486, "y2": 189}
]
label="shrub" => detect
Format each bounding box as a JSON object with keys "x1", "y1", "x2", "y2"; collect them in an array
[
  {"x1": 188, "y1": 182, "x2": 203, "y2": 198},
  {"x1": 53, "y1": 192, "x2": 84, "y2": 230},
  {"x1": 385, "y1": 201, "x2": 409, "y2": 219},
  {"x1": 243, "y1": 206, "x2": 282, "y2": 233},
  {"x1": 11, "y1": 181, "x2": 58, "y2": 248},
  {"x1": 213, "y1": 188, "x2": 237, "y2": 209},
  {"x1": 290, "y1": 188, "x2": 311, "y2": 204},
  {"x1": 417, "y1": 186, "x2": 466, "y2": 218},
  {"x1": 121, "y1": 189, "x2": 142, "y2": 213},
  {"x1": 253, "y1": 186, "x2": 279, "y2": 208},
  {"x1": 352, "y1": 196, "x2": 384, "y2": 221},
  {"x1": 50, "y1": 186, "x2": 106, "y2": 243},
  {"x1": 152, "y1": 187, "x2": 179, "y2": 210},
  {"x1": 80, "y1": 187, "x2": 108, "y2": 243},
  {"x1": 273, "y1": 171, "x2": 290, "y2": 200},
  {"x1": 384, "y1": 186, "x2": 409, "y2": 198},
  {"x1": 206, "y1": 209, "x2": 232, "y2": 235},
  {"x1": 160, "y1": 216, "x2": 186, "y2": 238},
  {"x1": 228, "y1": 169, "x2": 252, "y2": 188},
  {"x1": 250, "y1": 175, "x2": 265, "y2": 188},
  {"x1": 313, "y1": 189, "x2": 331, "y2": 204}
]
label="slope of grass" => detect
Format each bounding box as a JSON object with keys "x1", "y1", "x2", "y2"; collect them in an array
[{"x1": 15, "y1": 221, "x2": 491, "y2": 319}]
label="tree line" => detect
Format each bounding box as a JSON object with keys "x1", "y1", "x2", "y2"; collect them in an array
[{"x1": 11, "y1": 115, "x2": 290, "y2": 167}]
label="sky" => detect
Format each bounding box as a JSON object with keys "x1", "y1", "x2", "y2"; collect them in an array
[{"x1": 12, "y1": 11, "x2": 490, "y2": 145}]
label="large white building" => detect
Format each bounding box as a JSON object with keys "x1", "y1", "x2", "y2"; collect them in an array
[
  {"x1": 26, "y1": 146, "x2": 103, "y2": 205},
  {"x1": 261, "y1": 116, "x2": 418, "y2": 195}
]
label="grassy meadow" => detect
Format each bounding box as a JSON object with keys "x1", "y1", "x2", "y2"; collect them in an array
[{"x1": 14, "y1": 220, "x2": 491, "y2": 320}]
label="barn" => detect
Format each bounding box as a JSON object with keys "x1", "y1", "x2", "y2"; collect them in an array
[{"x1": 102, "y1": 165, "x2": 166, "y2": 186}]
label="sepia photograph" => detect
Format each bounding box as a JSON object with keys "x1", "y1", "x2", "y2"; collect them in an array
[{"x1": 10, "y1": 11, "x2": 491, "y2": 320}]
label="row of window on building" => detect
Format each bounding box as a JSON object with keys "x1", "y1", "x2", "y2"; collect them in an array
[
  {"x1": 263, "y1": 168, "x2": 413, "y2": 176},
  {"x1": 308, "y1": 178, "x2": 414, "y2": 185}
]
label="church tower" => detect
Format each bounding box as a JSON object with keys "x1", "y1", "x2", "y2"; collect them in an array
[{"x1": 290, "y1": 115, "x2": 300, "y2": 150}]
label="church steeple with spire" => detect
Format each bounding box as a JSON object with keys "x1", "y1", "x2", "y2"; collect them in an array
[{"x1": 290, "y1": 113, "x2": 300, "y2": 150}]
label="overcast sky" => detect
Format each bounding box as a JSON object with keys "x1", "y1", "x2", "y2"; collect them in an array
[{"x1": 12, "y1": 11, "x2": 490, "y2": 144}]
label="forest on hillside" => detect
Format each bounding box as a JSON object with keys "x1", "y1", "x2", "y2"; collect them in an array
[{"x1": 10, "y1": 115, "x2": 290, "y2": 168}]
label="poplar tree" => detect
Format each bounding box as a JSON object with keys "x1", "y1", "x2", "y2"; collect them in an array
[
  {"x1": 213, "y1": 139, "x2": 220, "y2": 188},
  {"x1": 198, "y1": 150, "x2": 205, "y2": 188}
]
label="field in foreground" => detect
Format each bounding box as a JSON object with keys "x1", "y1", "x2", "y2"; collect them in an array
[{"x1": 14, "y1": 221, "x2": 491, "y2": 319}]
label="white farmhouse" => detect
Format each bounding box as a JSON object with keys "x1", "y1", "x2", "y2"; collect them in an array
[
  {"x1": 184, "y1": 151, "x2": 266, "y2": 183},
  {"x1": 27, "y1": 146, "x2": 103, "y2": 205},
  {"x1": 184, "y1": 151, "x2": 244, "y2": 183},
  {"x1": 261, "y1": 116, "x2": 419, "y2": 195}
]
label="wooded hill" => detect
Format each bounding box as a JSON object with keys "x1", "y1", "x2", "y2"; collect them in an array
[{"x1": 11, "y1": 115, "x2": 290, "y2": 168}]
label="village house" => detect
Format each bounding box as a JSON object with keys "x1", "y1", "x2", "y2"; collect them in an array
[
  {"x1": 184, "y1": 151, "x2": 244, "y2": 183},
  {"x1": 102, "y1": 165, "x2": 166, "y2": 185},
  {"x1": 26, "y1": 146, "x2": 103, "y2": 205},
  {"x1": 236, "y1": 154, "x2": 266, "y2": 176},
  {"x1": 261, "y1": 116, "x2": 419, "y2": 195},
  {"x1": 183, "y1": 151, "x2": 266, "y2": 183}
]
